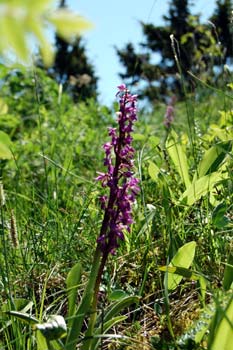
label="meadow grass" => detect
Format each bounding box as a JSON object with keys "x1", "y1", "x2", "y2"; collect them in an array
[{"x1": 0, "y1": 66, "x2": 233, "y2": 349}]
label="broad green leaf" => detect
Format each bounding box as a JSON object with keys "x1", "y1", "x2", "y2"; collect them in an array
[
  {"x1": 164, "y1": 241, "x2": 196, "y2": 291},
  {"x1": 66, "y1": 262, "x2": 82, "y2": 323},
  {"x1": 26, "y1": 0, "x2": 54, "y2": 12},
  {"x1": 0, "y1": 2, "x2": 92, "y2": 66},
  {"x1": 166, "y1": 130, "x2": 191, "y2": 189},
  {"x1": 180, "y1": 172, "x2": 228, "y2": 206},
  {"x1": 37, "y1": 330, "x2": 48, "y2": 350},
  {"x1": 0, "y1": 143, "x2": 12, "y2": 159},
  {"x1": 0, "y1": 130, "x2": 11, "y2": 146},
  {"x1": 148, "y1": 135, "x2": 160, "y2": 147},
  {"x1": 0, "y1": 98, "x2": 8, "y2": 115},
  {"x1": 109, "y1": 289, "x2": 129, "y2": 301},
  {"x1": 133, "y1": 133, "x2": 146, "y2": 141},
  {"x1": 148, "y1": 160, "x2": 160, "y2": 181},
  {"x1": 49, "y1": 10, "x2": 93, "y2": 40},
  {"x1": 29, "y1": 20, "x2": 54, "y2": 67},
  {"x1": 159, "y1": 265, "x2": 200, "y2": 280},
  {"x1": 3, "y1": 17, "x2": 28, "y2": 61},
  {"x1": 37, "y1": 328, "x2": 65, "y2": 350},
  {"x1": 193, "y1": 141, "x2": 232, "y2": 181},
  {"x1": 211, "y1": 297, "x2": 233, "y2": 350},
  {"x1": 0, "y1": 131, "x2": 12, "y2": 159},
  {"x1": 212, "y1": 202, "x2": 230, "y2": 229},
  {"x1": 223, "y1": 252, "x2": 233, "y2": 291}
]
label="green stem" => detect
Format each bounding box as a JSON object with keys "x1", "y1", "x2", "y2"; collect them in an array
[
  {"x1": 65, "y1": 247, "x2": 102, "y2": 350},
  {"x1": 81, "y1": 250, "x2": 109, "y2": 350}
]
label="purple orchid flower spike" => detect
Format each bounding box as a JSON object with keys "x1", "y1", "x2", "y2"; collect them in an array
[{"x1": 96, "y1": 85, "x2": 140, "y2": 255}]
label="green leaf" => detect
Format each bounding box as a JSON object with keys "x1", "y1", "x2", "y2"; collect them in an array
[
  {"x1": 0, "y1": 144, "x2": 12, "y2": 159},
  {"x1": 92, "y1": 296, "x2": 139, "y2": 350},
  {"x1": 92, "y1": 316, "x2": 126, "y2": 350},
  {"x1": 166, "y1": 130, "x2": 191, "y2": 189},
  {"x1": 148, "y1": 160, "x2": 160, "y2": 181},
  {"x1": 193, "y1": 141, "x2": 232, "y2": 180},
  {"x1": 65, "y1": 251, "x2": 102, "y2": 350},
  {"x1": 164, "y1": 241, "x2": 196, "y2": 291},
  {"x1": 6, "y1": 310, "x2": 39, "y2": 325},
  {"x1": 1, "y1": 300, "x2": 35, "y2": 333},
  {"x1": 29, "y1": 20, "x2": 54, "y2": 67},
  {"x1": 108, "y1": 289, "x2": 129, "y2": 301},
  {"x1": 133, "y1": 133, "x2": 146, "y2": 141},
  {"x1": 3, "y1": 17, "x2": 28, "y2": 61},
  {"x1": 49, "y1": 10, "x2": 93, "y2": 40},
  {"x1": 66, "y1": 262, "x2": 82, "y2": 323},
  {"x1": 0, "y1": 131, "x2": 12, "y2": 146},
  {"x1": 180, "y1": 172, "x2": 227, "y2": 206},
  {"x1": 223, "y1": 252, "x2": 233, "y2": 291},
  {"x1": 0, "y1": 131, "x2": 12, "y2": 159},
  {"x1": 0, "y1": 98, "x2": 8, "y2": 115},
  {"x1": 211, "y1": 297, "x2": 233, "y2": 350},
  {"x1": 148, "y1": 135, "x2": 160, "y2": 147},
  {"x1": 98, "y1": 296, "x2": 139, "y2": 325},
  {"x1": 159, "y1": 265, "x2": 200, "y2": 280},
  {"x1": 0, "y1": 2, "x2": 92, "y2": 66},
  {"x1": 37, "y1": 330, "x2": 48, "y2": 350},
  {"x1": 212, "y1": 202, "x2": 230, "y2": 229}
]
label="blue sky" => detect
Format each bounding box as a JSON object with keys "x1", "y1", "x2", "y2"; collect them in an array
[{"x1": 66, "y1": 0, "x2": 216, "y2": 105}]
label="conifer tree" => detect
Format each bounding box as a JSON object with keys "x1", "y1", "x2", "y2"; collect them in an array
[
  {"x1": 46, "y1": 0, "x2": 98, "y2": 101},
  {"x1": 116, "y1": 0, "x2": 222, "y2": 102},
  {"x1": 210, "y1": 0, "x2": 233, "y2": 63}
]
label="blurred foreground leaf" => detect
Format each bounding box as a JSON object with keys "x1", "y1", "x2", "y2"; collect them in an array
[{"x1": 0, "y1": 0, "x2": 92, "y2": 66}]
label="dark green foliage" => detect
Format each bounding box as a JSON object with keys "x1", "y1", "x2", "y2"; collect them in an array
[
  {"x1": 210, "y1": 0, "x2": 233, "y2": 63},
  {"x1": 116, "y1": 43, "x2": 150, "y2": 85},
  {"x1": 116, "y1": 0, "x2": 230, "y2": 102},
  {"x1": 51, "y1": 34, "x2": 98, "y2": 102},
  {"x1": 39, "y1": 0, "x2": 98, "y2": 102}
]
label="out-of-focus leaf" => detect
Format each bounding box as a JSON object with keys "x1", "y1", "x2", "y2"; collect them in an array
[
  {"x1": 49, "y1": 10, "x2": 93, "y2": 40},
  {"x1": 29, "y1": 20, "x2": 54, "y2": 67},
  {"x1": 0, "y1": 98, "x2": 8, "y2": 115},
  {"x1": 133, "y1": 133, "x2": 146, "y2": 141},
  {"x1": 3, "y1": 17, "x2": 28, "y2": 61},
  {"x1": 149, "y1": 135, "x2": 160, "y2": 147},
  {"x1": 0, "y1": 2, "x2": 92, "y2": 65}
]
